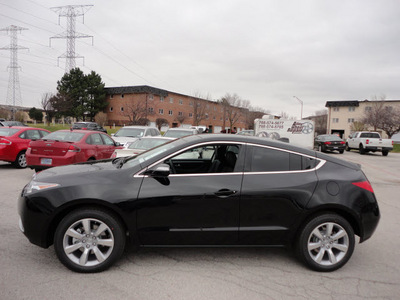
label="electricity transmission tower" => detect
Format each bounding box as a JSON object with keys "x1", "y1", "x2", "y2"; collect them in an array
[
  {"x1": 50, "y1": 5, "x2": 93, "y2": 73},
  {"x1": 0, "y1": 25, "x2": 28, "y2": 116}
]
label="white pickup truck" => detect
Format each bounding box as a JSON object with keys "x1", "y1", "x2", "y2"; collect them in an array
[{"x1": 346, "y1": 131, "x2": 393, "y2": 156}]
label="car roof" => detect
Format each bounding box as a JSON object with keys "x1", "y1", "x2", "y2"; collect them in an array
[
  {"x1": 166, "y1": 128, "x2": 195, "y2": 131},
  {"x1": 121, "y1": 126, "x2": 157, "y2": 129},
  {"x1": 55, "y1": 129, "x2": 105, "y2": 134}
]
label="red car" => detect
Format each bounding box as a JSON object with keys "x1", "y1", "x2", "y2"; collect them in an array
[
  {"x1": 0, "y1": 126, "x2": 50, "y2": 168},
  {"x1": 26, "y1": 130, "x2": 121, "y2": 171}
]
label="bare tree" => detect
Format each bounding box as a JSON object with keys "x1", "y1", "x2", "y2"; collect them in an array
[
  {"x1": 314, "y1": 109, "x2": 328, "y2": 135},
  {"x1": 190, "y1": 92, "x2": 209, "y2": 126},
  {"x1": 120, "y1": 98, "x2": 155, "y2": 125},
  {"x1": 156, "y1": 118, "x2": 169, "y2": 130},
  {"x1": 0, "y1": 108, "x2": 10, "y2": 120},
  {"x1": 94, "y1": 112, "x2": 108, "y2": 127},
  {"x1": 280, "y1": 111, "x2": 296, "y2": 120},
  {"x1": 175, "y1": 113, "x2": 187, "y2": 126},
  {"x1": 350, "y1": 121, "x2": 368, "y2": 132},
  {"x1": 221, "y1": 93, "x2": 243, "y2": 131},
  {"x1": 41, "y1": 93, "x2": 56, "y2": 125}
]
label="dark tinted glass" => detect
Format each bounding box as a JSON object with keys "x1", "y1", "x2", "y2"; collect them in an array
[{"x1": 251, "y1": 146, "x2": 290, "y2": 172}]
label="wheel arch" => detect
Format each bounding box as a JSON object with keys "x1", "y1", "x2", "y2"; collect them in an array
[
  {"x1": 290, "y1": 206, "x2": 361, "y2": 247},
  {"x1": 46, "y1": 199, "x2": 131, "y2": 248}
]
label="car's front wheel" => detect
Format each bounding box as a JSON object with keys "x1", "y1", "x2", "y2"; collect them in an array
[
  {"x1": 14, "y1": 151, "x2": 27, "y2": 168},
  {"x1": 54, "y1": 208, "x2": 126, "y2": 273},
  {"x1": 297, "y1": 214, "x2": 355, "y2": 272}
]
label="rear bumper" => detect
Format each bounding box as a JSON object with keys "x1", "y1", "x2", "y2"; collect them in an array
[
  {"x1": 364, "y1": 146, "x2": 393, "y2": 152},
  {"x1": 26, "y1": 152, "x2": 78, "y2": 169}
]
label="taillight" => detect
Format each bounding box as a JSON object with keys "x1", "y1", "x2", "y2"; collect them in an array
[
  {"x1": 366, "y1": 139, "x2": 369, "y2": 145},
  {"x1": 111, "y1": 151, "x2": 117, "y2": 158},
  {"x1": 340, "y1": 141, "x2": 345, "y2": 144},
  {"x1": 352, "y1": 181, "x2": 374, "y2": 193},
  {"x1": 0, "y1": 138, "x2": 11, "y2": 145},
  {"x1": 68, "y1": 145, "x2": 81, "y2": 152},
  {"x1": 324, "y1": 142, "x2": 331, "y2": 145}
]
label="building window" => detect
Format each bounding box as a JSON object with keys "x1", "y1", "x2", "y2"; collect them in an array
[
  {"x1": 148, "y1": 107, "x2": 154, "y2": 113},
  {"x1": 179, "y1": 99, "x2": 183, "y2": 105},
  {"x1": 169, "y1": 97, "x2": 173, "y2": 103},
  {"x1": 333, "y1": 118, "x2": 339, "y2": 123},
  {"x1": 121, "y1": 94, "x2": 124, "y2": 98},
  {"x1": 348, "y1": 118, "x2": 355, "y2": 123},
  {"x1": 365, "y1": 106, "x2": 372, "y2": 112},
  {"x1": 178, "y1": 111, "x2": 183, "y2": 116},
  {"x1": 110, "y1": 94, "x2": 113, "y2": 99},
  {"x1": 148, "y1": 94, "x2": 154, "y2": 100},
  {"x1": 348, "y1": 107, "x2": 355, "y2": 112},
  {"x1": 120, "y1": 107, "x2": 124, "y2": 112},
  {"x1": 168, "y1": 110, "x2": 173, "y2": 116},
  {"x1": 189, "y1": 101, "x2": 193, "y2": 106},
  {"x1": 205, "y1": 113, "x2": 209, "y2": 119},
  {"x1": 189, "y1": 113, "x2": 193, "y2": 118},
  {"x1": 213, "y1": 115, "x2": 216, "y2": 120},
  {"x1": 109, "y1": 107, "x2": 113, "y2": 112},
  {"x1": 160, "y1": 96, "x2": 164, "y2": 102},
  {"x1": 159, "y1": 109, "x2": 164, "y2": 115},
  {"x1": 333, "y1": 107, "x2": 339, "y2": 112}
]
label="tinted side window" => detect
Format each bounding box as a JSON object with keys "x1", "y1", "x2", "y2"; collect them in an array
[
  {"x1": 251, "y1": 146, "x2": 317, "y2": 172},
  {"x1": 251, "y1": 146, "x2": 290, "y2": 172}
]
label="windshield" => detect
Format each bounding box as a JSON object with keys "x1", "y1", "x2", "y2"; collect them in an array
[
  {"x1": 164, "y1": 130, "x2": 193, "y2": 138},
  {"x1": 128, "y1": 138, "x2": 170, "y2": 150},
  {"x1": 115, "y1": 128, "x2": 145, "y2": 138},
  {"x1": 43, "y1": 131, "x2": 85, "y2": 142},
  {"x1": 122, "y1": 138, "x2": 183, "y2": 168},
  {"x1": 0, "y1": 128, "x2": 20, "y2": 136}
]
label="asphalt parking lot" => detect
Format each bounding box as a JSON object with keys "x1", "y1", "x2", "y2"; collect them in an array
[{"x1": 1, "y1": 150, "x2": 399, "y2": 300}]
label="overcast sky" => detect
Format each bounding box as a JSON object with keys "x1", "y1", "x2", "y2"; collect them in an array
[{"x1": 1, "y1": 0, "x2": 400, "y2": 118}]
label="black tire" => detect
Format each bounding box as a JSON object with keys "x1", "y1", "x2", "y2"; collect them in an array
[
  {"x1": 359, "y1": 144, "x2": 365, "y2": 155},
  {"x1": 296, "y1": 214, "x2": 355, "y2": 272},
  {"x1": 345, "y1": 143, "x2": 350, "y2": 151},
  {"x1": 14, "y1": 151, "x2": 27, "y2": 168},
  {"x1": 54, "y1": 208, "x2": 126, "y2": 273},
  {"x1": 339, "y1": 149, "x2": 344, "y2": 154},
  {"x1": 382, "y1": 150, "x2": 389, "y2": 156}
]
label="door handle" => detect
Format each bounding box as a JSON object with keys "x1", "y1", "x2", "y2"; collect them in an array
[{"x1": 215, "y1": 189, "x2": 237, "y2": 198}]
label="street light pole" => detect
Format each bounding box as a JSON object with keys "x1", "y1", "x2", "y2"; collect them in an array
[{"x1": 293, "y1": 96, "x2": 303, "y2": 120}]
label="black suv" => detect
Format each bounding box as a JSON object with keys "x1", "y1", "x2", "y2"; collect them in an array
[{"x1": 71, "y1": 122, "x2": 107, "y2": 133}]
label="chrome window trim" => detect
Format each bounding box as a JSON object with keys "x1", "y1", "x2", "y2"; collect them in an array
[{"x1": 133, "y1": 140, "x2": 326, "y2": 178}]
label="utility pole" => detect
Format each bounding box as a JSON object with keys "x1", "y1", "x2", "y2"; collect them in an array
[
  {"x1": 50, "y1": 5, "x2": 93, "y2": 73},
  {"x1": 293, "y1": 96, "x2": 303, "y2": 120},
  {"x1": 0, "y1": 25, "x2": 28, "y2": 120}
]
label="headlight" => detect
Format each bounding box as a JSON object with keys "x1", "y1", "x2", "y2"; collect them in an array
[{"x1": 25, "y1": 181, "x2": 60, "y2": 194}]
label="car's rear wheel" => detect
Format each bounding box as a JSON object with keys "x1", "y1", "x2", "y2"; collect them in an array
[
  {"x1": 14, "y1": 151, "x2": 27, "y2": 168},
  {"x1": 54, "y1": 208, "x2": 126, "y2": 273},
  {"x1": 345, "y1": 143, "x2": 350, "y2": 151},
  {"x1": 382, "y1": 150, "x2": 389, "y2": 156},
  {"x1": 359, "y1": 144, "x2": 365, "y2": 155},
  {"x1": 297, "y1": 214, "x2": 355, "y2": 272}
]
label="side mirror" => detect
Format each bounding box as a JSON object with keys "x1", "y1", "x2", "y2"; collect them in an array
[
  {"x1": 111, "y1": 133, "x2": 115, "y2": 137},
  {"x1": 144, "y1": 163, "x2": 170, "y2": 177},
  {"x1": 115, "y1": 142, "x2": 121, "y2": 147}
]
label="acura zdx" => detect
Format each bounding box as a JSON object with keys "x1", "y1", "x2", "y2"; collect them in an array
[{"x1": 18, "y1": 134, "x2": 380, "y2": 273}]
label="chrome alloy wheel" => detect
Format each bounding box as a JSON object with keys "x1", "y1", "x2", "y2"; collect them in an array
[
  {"x1": 307, "y1": 222, "x2": 349, "y2": 266},
  {"x1": 62, "y1": 218, "x2": 115, "y2": 267}
]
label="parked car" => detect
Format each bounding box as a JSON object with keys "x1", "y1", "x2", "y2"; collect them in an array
[
  {"x1": 163, "y1": 128, "x2": 199, "y2": 138},
  {"x1": 112, "y1": 126, "x2": 161, "y2": 146},
  {"x1": 236, "y1": 130, "x2": 255, "y2": 136},
  {"x1": 18, "y1": 134, "x2": 380, "y2": 273},
  {"x1": 0, "y1": 126, "x2": 50, "y2": 168},
  {"x1": 0, "y1": 120, "x2": 28, "y2": 127},
  {"x1": 26, "y1": 130, "x2": 121, "y2": 171},
  {"x1": 111, "y1": 136, "x2": 174, "y2": 158},
  {"x1": 314, "y1": 134, "x2": 345, "y2": 153},
  {"x1": 71, "y1": 122, "x2": 107, "y2": 133},
  {"x1": 346, "y1": 131, "x2": 393, "y2": 156}
]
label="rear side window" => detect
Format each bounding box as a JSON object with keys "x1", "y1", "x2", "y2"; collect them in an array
[
  {"x1": 44, "y1": 131, "x2": 85, "y2": 142},
  {"x1": 250, "y1": 146, "x2": 318, "y2": 172},
  {"x1": 0, "y1": 128, "x2": 20, "y2": 136}
]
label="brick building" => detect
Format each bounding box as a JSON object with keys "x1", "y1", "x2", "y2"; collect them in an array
[{"x1": 104, "y1": 85, "x2": 249, "y2": 133}]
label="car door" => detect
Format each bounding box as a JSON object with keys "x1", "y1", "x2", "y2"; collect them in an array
[
  {"x1": 239, "y1": 145, "x2": 319, "y2": 246},
  {"x1": 100, "y1": 134, "x2": 118, "y2": 158},
  {"x1": 136, "y1": 142, "x2": 245, "y2": 246}
]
